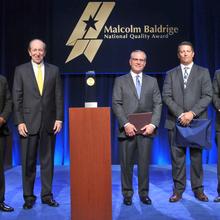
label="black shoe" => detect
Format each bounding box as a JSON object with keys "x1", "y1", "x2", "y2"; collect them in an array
[
  {"x1": 214, "y1": 194, "x2": 220, "y2": 202},
  {"x1": 0, "y1": 202, "x2": 14, "y2": 212},
  {"x1": 123, "y1": 197, "x2": 132, "y2": 206},
  {"x1": 23, "y1": 200, "x2": 34, "y2": 210},
  {"x1": 140, "y1": 196, "x2": 152, "y2": 205},
  {"x1": 42, "y1": 198, "x2": 59, "y2": 207}
]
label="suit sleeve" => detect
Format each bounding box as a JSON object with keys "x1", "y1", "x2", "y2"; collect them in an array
[
  {"x1": 112, "y1": 77, "x2": 128, "y2": 128},
  {"x1": 191, "y1": 69, "x2": 212, "y2": 116},
  {"x1": 12, "y1": 67, "x2": 24, "y2": 125},
  {"x1": 151, "y1": 79, "x2": 162, "y2": 127},
  {"x1": 162, "y1": 72, "x2": 184, "y2": 117},
  {"x1": 55, "y1": 68, "x2": 64, "y2": 121},
  {"x1": 213, "y1": 70, "x2": 220, "y2": 110},
  {"x1": 0, "y1": 77, "x2": 12, "y2": 121}
]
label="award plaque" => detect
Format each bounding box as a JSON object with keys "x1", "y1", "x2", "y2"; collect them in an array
[{"x1": 85, "y1": 71, "x2": 97, "y2": 108}]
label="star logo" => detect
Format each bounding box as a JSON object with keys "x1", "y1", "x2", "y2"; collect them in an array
[
  {"x1": 65, "y1": 2, "x2": 115, "y2": 63},
  {"x1": 83, "y1": 16, "x2": 98, "y2": 31}
]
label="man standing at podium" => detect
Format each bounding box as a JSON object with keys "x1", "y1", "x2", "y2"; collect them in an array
[
  {"x1": 13, "y1": 39, "x2": 63, "y2": 209},
  {"x1": 112, "y1": 50, "x2": 162, "y2": 205}
]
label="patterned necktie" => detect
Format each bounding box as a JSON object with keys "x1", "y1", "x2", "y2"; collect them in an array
[
  {"x1": 136, "y1": 75, "x2": 141, "y2": 99},
  {"x1": 36, "y1": 64, "x2": 43, "y2": 95},
  {"x1": 183, "y1": 67, "x2": 189, "y2": 89}
]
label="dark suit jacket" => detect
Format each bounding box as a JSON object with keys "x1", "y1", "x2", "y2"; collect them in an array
[
  {"x1": 112, "y1": 73, "x2": 162, "y2": 138},
  {"x1": 213, "y1": 69, "x2": 220, "y2": 131},
  {"x1": 13, "y1": 62, "x2": 63, "y2": 134},
  {"x1": 162, "y1": 64, "x2": 212, "y2": 130},
  {"x1": 0, "y1": 75, "x2": 12, "y2": 136}
]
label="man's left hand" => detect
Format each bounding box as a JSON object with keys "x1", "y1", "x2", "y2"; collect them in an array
[
  {"x1": 53, "y1": 120, "x2": 62, "y2": 134},
  {"x1": 141, "y1": 124, "x2": 155, "y2": 136}
]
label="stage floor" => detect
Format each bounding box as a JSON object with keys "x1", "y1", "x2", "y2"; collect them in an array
[{"x1": 1, "y1": 165, "x2": 220, "y2": 220}]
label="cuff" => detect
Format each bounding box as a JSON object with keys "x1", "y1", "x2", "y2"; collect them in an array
[
  {"x1": 124, "y1": 122, "x2": 130, "y2": 128},
  {"x1": 149, "y1": 123, "x2": 156, "y2": 129}
]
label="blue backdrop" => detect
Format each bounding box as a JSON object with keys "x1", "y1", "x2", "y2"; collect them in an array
[{"x1": 1, "y1": 0, "x2": 220, "y2": 165}]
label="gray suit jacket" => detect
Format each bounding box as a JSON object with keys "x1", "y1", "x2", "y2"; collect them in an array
[
  {"x1": 162, "y1": 64, "x2": 212, "y2": 130},
  {"x1": 13, "y1": 62, "x2": 63, "y2": 134},
  {"x1": 213, "y1": 69, "x2": 220, "y2": 131},
  {"x1": 112, "y1": 73, "x2": 162, "y2": 138}
]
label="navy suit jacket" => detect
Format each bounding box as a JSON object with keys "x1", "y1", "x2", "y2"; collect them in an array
[
  {"x1": 0, "y1": 75, "x2": 12, "y2": 136},
  {"x1": 13, "y1": 62, "x2": 63, "y2": 134},
  {"x1": 213, "y1": 69, "x2": 220, "y2": 131}
]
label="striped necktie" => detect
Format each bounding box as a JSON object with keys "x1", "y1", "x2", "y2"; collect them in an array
[{"x1": 183, "y1": 67, "x2": 189, "y2": 89}]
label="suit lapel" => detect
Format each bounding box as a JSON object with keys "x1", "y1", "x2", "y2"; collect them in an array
[
  {"x1": 28, "y1": 62, "x2": 41, "y2": 94},
  {"x1": 43, "y1": 63, "x2": 50, "y2": 95},
  {"x1": 185, "y1": 64, "x2": 196, "y2": 89},
  {"x1": 126, "y1": 73, "x2": 139, "y2": 99},
  {"x1": 177, "y1": 66, "x2": 184, "y2": 91},
  {"x1": 140, "y1": 74, "x2": 148, "y2": 100}
]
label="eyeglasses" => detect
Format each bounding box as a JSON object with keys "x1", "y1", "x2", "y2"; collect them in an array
[{"x1": 131, "y1": 58, "x2": 146, "y2": 62}]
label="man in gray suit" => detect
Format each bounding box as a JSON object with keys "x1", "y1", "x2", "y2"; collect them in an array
[
  {"x1": 13, "y1": 39, "x2": 63, "y2": 209},
  {"x1": 163, "y1": 41, "x2": 212, "y2": 202},
  {"x1": 0, "y1": 75, "x2": 14, "y2": 212},
  {"x1": 213, "y1": 69, "x2": 220, "y2": 202},
  {"x1": 112, "y1": 50, "x2": 162, "y2": 206}
]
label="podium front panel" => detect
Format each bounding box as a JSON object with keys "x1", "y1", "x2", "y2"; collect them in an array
[{"x1": 69, "y1": 107, "x2": 112, "y2": 220}]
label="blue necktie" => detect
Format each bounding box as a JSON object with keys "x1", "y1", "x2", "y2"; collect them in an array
[{"x1": 136, "y1": 75, "x2": 141, "y2": 99}]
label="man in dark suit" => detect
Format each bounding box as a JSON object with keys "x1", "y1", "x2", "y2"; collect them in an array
[
  {"x1": 162, "y1": 41, "x2": 212, "y2": 202},
  {"x1": 212, "y1": 70, "x2": 220, "y2": 202},
  {"x1": 112, "y1": 50, "x2": 162, "y2": 206},
  {"x1": 0, "y1": 75, "x2": 14, "y2": 212},
  {"x1": 13, "y1": 39, "x2": 63, "y2": 209}
]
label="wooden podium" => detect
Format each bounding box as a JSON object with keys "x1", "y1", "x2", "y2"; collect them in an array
[{"x1": 69, "y1": 107, "x2": 112, "y2": 220}]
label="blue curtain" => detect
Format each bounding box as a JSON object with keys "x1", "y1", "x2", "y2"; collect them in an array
[{"x1": 1, "y1": 0, "x2": 220, "y2": 165}]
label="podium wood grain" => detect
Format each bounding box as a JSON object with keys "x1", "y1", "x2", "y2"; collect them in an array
[{"x1": 69, "y1": 107, "x2": 112, "y2": 220}]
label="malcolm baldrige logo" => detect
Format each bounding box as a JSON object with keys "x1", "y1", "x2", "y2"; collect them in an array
[{"x1": 65, "y1": 2, "x2": 115, "y2": 63}]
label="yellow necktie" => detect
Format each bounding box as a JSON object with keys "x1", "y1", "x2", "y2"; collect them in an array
[{"x1": 37, "y1": 64, "x2": 43, "y2": 95}]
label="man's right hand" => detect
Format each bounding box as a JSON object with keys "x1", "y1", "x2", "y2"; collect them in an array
[
  {"x1": 0, "y1": 117, "x2": 5, "y2": 127},
  {"x1": 124, "y1": 123, "x2": 137, "y2": 137},
  {"x1": 18, "y1": 123, "x2": 28, "y2": 137},
  {"x1": 179, "y1": 111, "x2": 194, "y2": 126}
]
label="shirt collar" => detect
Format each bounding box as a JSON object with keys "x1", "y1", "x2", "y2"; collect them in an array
[
  {"x1": 31, "y1": 60, "x2": 44, "y2": 68},
  {"x1": 130, "y1": 71, "x2": 143, "y2": 79},
  {"x1": 180, "y1": 62, "x2": 193, "y2": 71}
]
